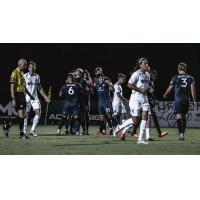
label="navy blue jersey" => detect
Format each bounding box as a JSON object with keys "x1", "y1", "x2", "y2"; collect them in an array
[
  {"x1": 170, "y1": 74, "x2": 195, "y2": 103},
  {"x1": 95, "y1": 82, "x2": 111, "y2": 102},
  {"x1": 60, "y1": 82, "x2": 82, "y2": 105}
]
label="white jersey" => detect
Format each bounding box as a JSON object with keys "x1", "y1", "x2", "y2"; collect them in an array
[
  {"x1": 113, "y1": 82, "x2": 123, "y2": 103},
  {"x1": 24, "y1": 73, "x2": 41, "y2": 100},
  {"x1": 128, "y1": 69, "x2": 150, "y2": 98}
]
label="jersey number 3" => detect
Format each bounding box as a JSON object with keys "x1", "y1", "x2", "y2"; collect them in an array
[
  {"x1": 68, "y1": 87, "x2": 74, "y2": 95},
  {"x1": 181, "y1": 78, "x2": 187, "y2": 88}
]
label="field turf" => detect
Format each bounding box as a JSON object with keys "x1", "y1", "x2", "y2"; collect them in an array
[{"x1": 0, "y1": 125, "x2": 200, "y2": 155}]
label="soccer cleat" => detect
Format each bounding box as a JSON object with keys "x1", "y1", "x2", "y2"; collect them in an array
[
  {"x1": 24, "y1": 135, "x2": 30, "y2": 139},
  {"x1": 57, "y1": 129, "x2": 61, "y2": 135},
  {"x1": 159, "y1": 131, "x2": 168, "y2": 137},
  {"x1": 137, "y1": 140, "x2": 149, "y2": 144},
  {"x1": 30, "y1": 130, "x2": 38, "y2": 137},
  {"x1": 147, "y1": 138, "x2": 155, "y2": 141},
  {"x1": 3, "y1": 121, "x2": 12, "y2": 137}
]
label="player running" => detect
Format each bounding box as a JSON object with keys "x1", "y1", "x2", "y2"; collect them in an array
[
  {"x1": 23, "y1": 61, "x2": 50, "y2": 137},
  {"x1": 94, "y1": 73, "x2": 114, "y2": 136},
  {"x1": 114, "y1": 57, "x2": 151, "y2": 144},
  {"x1": 57, "y1": 73, "x2": 82, "y2": 136},
  {"x1": 112, "y1": 73, "x2": 128, "y2": 129},
  {"x1": 163, "y1": 62, "x2": 196, "y2": 140}
]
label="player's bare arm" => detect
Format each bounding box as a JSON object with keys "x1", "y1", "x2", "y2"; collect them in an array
[
  {"x1": 163, "y1": 85, "x2": 174, "y2": 99},
  {"x1": 117, "y1": 92, "x2": 127, "y2": 102},
  {"x1": 39, "y1": 84, "x2": 50, "y2": 102},
  {"x1": 105, "y1": 80, "x2": 114, "y2": 91},
  {"x1": 10, "y1": 83, "x2": 16, "y2": 107},
  {"x1": 191, "y1": 84, "x2": 197, "y2": 102}
]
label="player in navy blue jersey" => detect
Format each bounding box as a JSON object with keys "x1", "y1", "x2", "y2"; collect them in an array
[
  {"x1": 57, "y1": 73, "x2": 82, "y2": 136},
  {"x1": 74, "y1": 68, "x2": 91, "y2": 135},
  {"x1": 164, "y1": 62, "x2": 196, "y2": 140},
  {"x1": 94, "y1": 73, "x2": 114, "y2": 136}
]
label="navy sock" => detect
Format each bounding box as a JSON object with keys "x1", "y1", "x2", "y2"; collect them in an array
[
  {"x1": 177, "y1": 119, "x2": 183, "y2": 134},
  {"x1": 19, "y1": 118, "x2": 24, "y2": 135},
  {"x1": 74, "y1": 118, "x2": 80, "y2": 132},
  {"x1": 58, "y1": 117, "x2": 65, "y2": 130},
  {"x1": 182, "y1": 118, "x2": 187, "y2": 134},
  {"x1": 151, "y1": 112, "x2": 162, "y2": 134}
]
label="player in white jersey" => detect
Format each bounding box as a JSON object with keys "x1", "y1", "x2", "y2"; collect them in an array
[
  {"x1": 114, "y1": 57, "x2": 151, "y2": 144},
  {"x1": 23, "y1": 61, "x2": 50, "y2": 136},
  {"x1": 112, "y1": 73, "x2": 127, "y2": 129}
]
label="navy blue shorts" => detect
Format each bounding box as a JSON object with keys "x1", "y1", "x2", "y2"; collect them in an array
[
  {"x1": 63, "y1": 103, "x2": 80, "y2": 116},
  {"x1": 98, "y1": 100, "x2": 113, "y2": 115},
  {"x1": 174, "y1": 101, "x2": 189, "y2": 114}
]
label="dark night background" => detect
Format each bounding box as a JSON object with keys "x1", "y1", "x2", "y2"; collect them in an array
[{"x1": 0, "y1": 44, "x2": 200, "y2": 101}]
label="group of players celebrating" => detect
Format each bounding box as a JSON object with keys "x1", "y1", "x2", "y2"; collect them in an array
[{"x1": 3, "y1": 57, "x2": 196, "y2": 144}]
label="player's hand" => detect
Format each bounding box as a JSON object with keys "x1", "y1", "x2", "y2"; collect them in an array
[
  {"x1": 45, "y1": 97, "x2": 51, "y2": 103},
  {"x1": 11, "y1": 99, "x2": 16, "y2": 107},
  {"x1": 140, "y1": 88, "x2": 149, "y2": 94},
  {"x1": 163, "y1": 94, "x2": 168, "y2": 99}
]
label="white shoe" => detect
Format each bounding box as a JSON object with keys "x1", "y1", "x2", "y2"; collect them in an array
[
  {"x1": 30, "y1": 130, "x2": 38, "y2": 137},
  {"x1": 137, "y1": 140, "x2": 148, "y2": 144},
  {"x1": 114, "y1": 125, "x2": 121, "y2": 135},
  {"x1": 57, "y1": 129, "x2": 61, "y2": 135}
]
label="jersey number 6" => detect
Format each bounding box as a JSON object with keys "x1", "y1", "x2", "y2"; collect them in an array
[{"x1": 68, "y1": 87, "x2": 74, "y2": 95}]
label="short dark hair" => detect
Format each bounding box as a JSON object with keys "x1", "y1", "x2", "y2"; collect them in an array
[
  {"x1": 178, "y1": 62, "x2": 187, "y2": 71},
  {"x1": 96, "y1": 73, "x2": 104, "y2": 78},
  {"x1": 94, "y1": 67, "x2": 102, "y2": 74}
]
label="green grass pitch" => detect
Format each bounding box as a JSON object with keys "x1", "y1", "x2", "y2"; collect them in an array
[{"x1": 0, "y1": 125, "x2": 200, "y2": 155}]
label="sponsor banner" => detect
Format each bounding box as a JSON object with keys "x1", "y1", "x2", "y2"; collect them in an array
[{"x1": 1, "y1": 100, "x2": 200, "y2": 127}]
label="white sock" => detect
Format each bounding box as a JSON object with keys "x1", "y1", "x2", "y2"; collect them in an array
[
  {"x1": 118, "y1": 118, "x2": 133, "y2": 130},
  {"x1": 145, "y1": 128, "x2": 150, "y2": 140},
  {"x1": 23, "y1": 118, "x2": 28, "y2": 134},
  {"x1": 31, "y1": 115, "x2": 40, "y2": 132},
  {"x1": 122, "y1": 124, "x2": 133, "y2": 135},
  {"x1": 138, "y1": 120, "x2": 147, "y2": 141}
]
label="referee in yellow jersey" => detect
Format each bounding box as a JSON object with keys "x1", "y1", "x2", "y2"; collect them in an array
[{"x1": 9, "y1": 59, "x2": 34, "y2": 138}]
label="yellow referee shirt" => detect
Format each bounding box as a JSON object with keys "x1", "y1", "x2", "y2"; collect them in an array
[{"x1": 10, "y1": 68, "x2": 26, "y2": 93}]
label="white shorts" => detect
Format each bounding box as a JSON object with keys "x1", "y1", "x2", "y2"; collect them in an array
[
  {"x1": 112, "y1": 101, "x2": 126, "y2": 115},
  {"x1": 129, "y1": 94, "x2": 149, "y2": 116},
  {"x1": 26, "y1": 99, "x2": 41, "y2": 112}
]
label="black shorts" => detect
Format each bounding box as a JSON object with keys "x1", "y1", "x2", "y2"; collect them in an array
[
  {"x1": 15, "y1": 92, "x2": 26, "y2": 111},
  {"x1": 62, "y1": 103, "x2": 80, "y2": 117},
  {"x1": 174, "y1": 101, "x2": 189, "y2": 114}
]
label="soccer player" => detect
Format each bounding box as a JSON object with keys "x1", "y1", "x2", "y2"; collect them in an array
[
  {"x1": 57, "y1": 73, "x2": 82, "y2": 136},
  {"x1": 163, "y1": 62, "x2": 196, "y2": 140},
  {"x1": 94, "y1": 73, "x2": 114, "y2": 135},
  {"x1": 74, "y1": 68, "x2": 90, "y2": 135},
  {"x1": 8, "y1": 59, "x2": 34, "y2": 139},
  {"x1": 112, "y1": 73, "x2": 128, "y2": 130},
  {"x1": 23, "y1": 61, "x2": 50, "y2": 137},
  {"x1": 114, "y1": 57, "x2": 151, "y2": 144},
  {"x1": 132, "y1": 70, "x2": 168, "y2": 140}
]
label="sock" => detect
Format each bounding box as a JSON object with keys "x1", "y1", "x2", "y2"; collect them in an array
[
  {"x1": 112, "y1": 115, "x2": 119, "y2": 126},
  {"x1": 74, "y1": 118, "x2": 80, "y2": 132},
  {"x1": 176, "y1": 119, "x2": 183, "y2": 134},
  {"x1": 99, "y1": 120, "x2": 104, "y2": 132},
  {"x1": 145, "y1": 119, "x2": 151, "y2": 139},
  {"x1": 23, "y1": 117, "x2": 28, "y2": 134},
  {"x1": 122, "y1": 124, "x2": 133, "y2": 135},
  {"x1": 58, "y1": 117, "x2": 65, "y2": 130},
  {"x1": 118, "y1": 118, "x2": 133, "y2": 130},
  {"x1": 182, "y1": 117, "x2": 187, "y2": 135},
  {"x1": 132, "y1": 121, "x2": 140, "y2": 134},
  {"x1": 81, "y1": 113, "x2": 86, "y2": 132},
  {"x1": 107, "y1": 118, "x2": 113, "y2": 129},
  {"x1": 19, "y1": 118, "x2": 24, "y2": 135},
  {"x1": 138, "y1": 120, "x2": 147, "y2": 141},
  {"x1": 151, "y1": 112, "x2": 162, "y2": 134},
  {"x1": 85, "y1": 113, "x2": 90, "y2": 132},
  {"x1": 65, "y1": 121, "x2": 69, "y2": 131},
  {"x1": 31, "y1": 115, "x2": 40, "y2": 132}
]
